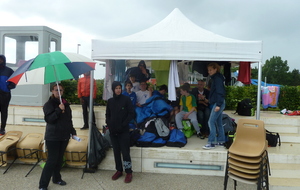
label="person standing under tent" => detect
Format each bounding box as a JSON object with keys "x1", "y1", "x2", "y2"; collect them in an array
[
  {"x1": 39, "y1": 84, "x2": 78, "y2": 190},
  {"x1": 203, "y1": 63, "x2": 226, "y2": 150},
  {"x1": 0, "y1": 55, "x2": 16, "y2": 135},
  {"x1": 77, "y1": 72, "x2": 97, "y2": 130},
  {"x1": 106, "y1": 81, "x2": 135, "y2": 183}
]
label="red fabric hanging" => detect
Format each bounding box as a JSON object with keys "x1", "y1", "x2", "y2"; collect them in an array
[{"x1": 237, "y1": 62, "x2": 251, "y2": 84}]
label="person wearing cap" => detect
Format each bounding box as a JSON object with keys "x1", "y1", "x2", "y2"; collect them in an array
[
  {"x1": 0, "y1": 55, "x2": 15, "y2": 135},
  {"x1": 106, "y1": 81, "x2": 135, "y2": 183}
]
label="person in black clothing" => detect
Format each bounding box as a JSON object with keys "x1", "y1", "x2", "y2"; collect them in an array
[
  {"x1": 125, "y1": 60, "x2": 151, "y2": 82},
  {"x1": 0, "y1": 55, "x2": 15, "y2": 135},
  {"x1": 106, "y1": 81, "x2": 135, "y2": 183},
  {"x1": 39, "y1": 84, "x2": 78, "y2": 190},
  {"x1": 191, "y1": 80, "x2": 210, "y2": 138}
]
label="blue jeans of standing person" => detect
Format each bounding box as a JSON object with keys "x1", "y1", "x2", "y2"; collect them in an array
[{"x1": 207, "y1": 101, "x2": 225, "y2": 144}]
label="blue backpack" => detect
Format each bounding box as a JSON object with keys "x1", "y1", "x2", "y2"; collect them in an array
[{"x1": 166, "y1": 129, "x2": 187, "y2": 148}]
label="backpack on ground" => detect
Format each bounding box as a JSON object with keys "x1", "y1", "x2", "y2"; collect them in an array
[
  {"x1": 224, "y1": 131, "x2": 236, "y2": 149},
  {"x1": 222, "y1": 114, "x2": 237, "y2": 134},
  {"x1": 182, "y1": 120, "x2": 196, "y2": 138},
  {"x1": 235, "y1": 99, "x2": 254, "y2": 116},
  {"x1": 166, "y1": 129, "x2": 187, "y2": 148},
  {"x1": 154, "y1": 117, "x2": 170, "y2": 140},
  {"x1": 266, "y1": 130, "x2": 281, "y2": 147}
]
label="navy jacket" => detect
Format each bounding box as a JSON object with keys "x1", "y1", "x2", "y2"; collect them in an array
[{"x1": 208, "y1": 72, "x2": 226, "y2": 107}]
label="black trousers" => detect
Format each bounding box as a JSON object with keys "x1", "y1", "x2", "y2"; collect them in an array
[
  {"x1": 39, "y1": 140, "x2": 69, "y2": 188},
  {"x1": 110, "y1": 132, "x2": 132, "y2": 173},
  {"x1": 81, "y1": 96, "x2": 95, "y2": 127},
  {"x1": 0, "y1": 92, "x2": 11, "y2": 130}
]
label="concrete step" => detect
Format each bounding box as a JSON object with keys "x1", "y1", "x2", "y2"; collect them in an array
[
  {"x1": 265, "y1": 124, "x2": 299, "y2": 134},
  {"x1": 270, "y1": 163, "x2": 300, "y2": 179},
  {"x1": 269, "y1": 178, "x2": 300, "y2": 190},
  {"x1": 279, "y1": 133, "x2": 300, "y2": 143}
]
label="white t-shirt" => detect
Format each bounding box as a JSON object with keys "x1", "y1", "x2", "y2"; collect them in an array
[
  {"x1": 136, "y1": 90, "x2": 151, "y2": 105},
  {"x1": 132, "y1": 82, "x2": 140, "y2": 92}
]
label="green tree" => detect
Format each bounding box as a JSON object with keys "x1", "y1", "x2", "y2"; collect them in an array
[
  {"x1": 286, "y1": 69, "x2": 300, "y2": 86},
  {"x1": 251, "y1": 67, "x2": 258, "y2": 79},
  {"x1": 262, "y1": 56, "x2": 289, "y2": 85}
]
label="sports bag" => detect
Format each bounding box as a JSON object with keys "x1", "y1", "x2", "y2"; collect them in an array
[
  {"x1": 266, "y1": 130, "x2": 281, "y2": 147},
  {"x1": 222, "y1": 113, "x2": 237, "y2": 133},
  {"x1": 182, "y1": 120, "x2": 195, "y2": 138},
  {"x1": 235, "y1": 99, "x2": 254, "y2": 116},
  {"x1": 136, "y1": 132, "x2": 157, "y2": 147},
  {"x1": 166, "y1": 129, "x2": 187, "y2": 148},
  {"x1": 154, "y1": 117, "x2": 170, "y2": 140},
  {"x1": 151, "y1": 138, "x2": 167, "y2": 147}
]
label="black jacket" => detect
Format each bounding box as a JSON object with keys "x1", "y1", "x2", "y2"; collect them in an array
[
  {"x1": 106, "y1": 94, "x2": 135, "y2": 135},
  {"x1": 43, "y1": 96, "x2": 76, "y2": 141},
  {"x1": 191, "y1": 87, "x2": 210, "y2": 111},
  {"x1": 0, "y1": 55, "x2": 15, "y2": 93}
]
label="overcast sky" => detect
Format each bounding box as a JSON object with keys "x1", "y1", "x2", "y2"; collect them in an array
[{"x1": 0, "y1": 0, "x2": 299, "y2": 79}]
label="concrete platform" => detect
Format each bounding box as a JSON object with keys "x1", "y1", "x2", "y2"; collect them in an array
[{"x1": 2, "y1": 105, "x2": 300, "y2": 189}]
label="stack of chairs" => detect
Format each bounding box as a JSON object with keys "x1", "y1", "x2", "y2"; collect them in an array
[
  {"x1": 224, "y1": 119, "x2": 270, "y2": 190},
  {"x1": 3, "y1": 133, "x2": 44, "y2": 176},
  {"x1": 0, "y1": 131, "x2": 23, "y2": 168}
]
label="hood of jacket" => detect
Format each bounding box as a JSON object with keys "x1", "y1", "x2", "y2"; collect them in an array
[
  {"x1": 112, "y1": 81, "x2": 122, "y2": 98},
  {"x1": 0, "y1": 55, "x2": 6, "y2": 69}
]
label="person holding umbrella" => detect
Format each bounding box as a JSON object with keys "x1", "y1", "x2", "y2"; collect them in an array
[
  {"x1": 39, "y1": 84, "x2": 79, "y2": 190},
  {"x1": 0, "y1": 55, "x2": 15, "y2": 135},
  {"x1": 106, "y1": 81, "x2": 135, "y2": 183}
]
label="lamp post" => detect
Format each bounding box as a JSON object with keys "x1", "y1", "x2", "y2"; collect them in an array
[{"x1": 77, "y1": 44, "x2": 81, "y2": 54}]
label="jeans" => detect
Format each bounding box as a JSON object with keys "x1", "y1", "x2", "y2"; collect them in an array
[
  {"x1": 197, "y1": 107, "x2": 211, "y2": 135},
  {"x1": 207, "y1": 101, "x2": 225, "y2": 144}
]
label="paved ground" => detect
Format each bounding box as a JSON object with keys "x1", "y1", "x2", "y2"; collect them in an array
[{"x1": 0, "y1": 164, "x2": 257, "y2": 190}]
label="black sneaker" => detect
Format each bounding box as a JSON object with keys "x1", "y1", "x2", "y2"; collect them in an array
[
  {"x1": 0, "y1": 129, "x2": 5, "y2": 135},
  {"x1": 53, "y1": 180, "x2": 67, "y2": 186},
  {"x1": 196, "y1": 132, "x2": 205, "y2": 139}
]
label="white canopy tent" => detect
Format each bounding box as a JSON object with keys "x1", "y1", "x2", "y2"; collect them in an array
[{"x1": 92, "y1": 8, "x2": 263, "y2": 118}]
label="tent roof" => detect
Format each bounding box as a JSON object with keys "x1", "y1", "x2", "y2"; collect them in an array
[{"x1": 92, "y1": 8, "x2": 262, "y2": 62}]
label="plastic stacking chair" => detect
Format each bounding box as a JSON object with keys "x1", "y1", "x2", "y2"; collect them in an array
[
  {"x1": 224, "y1": 119, "x2": 270, "y2": 190},
  {"x1": 64, "y1": 135, "x2": 88, "y2": 166},
  {"x1": 0, "y1": 131, "x2": 23, "y2": 168},
  {"x1": 4, "y1": 133, "x2": 44, "y2": 176}
]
